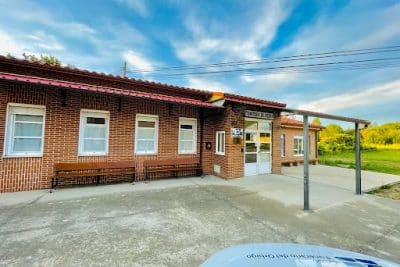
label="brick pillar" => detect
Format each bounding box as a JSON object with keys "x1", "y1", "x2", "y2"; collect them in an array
[{"x1": 271, "y1": 115, "x2": 282, "y2": 174}]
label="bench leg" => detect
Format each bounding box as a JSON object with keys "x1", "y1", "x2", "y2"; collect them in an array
[
  {"x1": 50, "y1": 178, "x2": 58, "y2": 193},
  {"x1": 131, "y1": 173, "x2": 135, "y2": 184},
  {"x1": 96, "y1": 175, "x2": 100, "y2": 185}
]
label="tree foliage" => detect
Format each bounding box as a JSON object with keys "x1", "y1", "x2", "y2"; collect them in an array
[
  {"x1": 318, "y1": 122, "x2": 400, "y2": 154},
  {"x1": 22, "y1": 53, "x2": 61, "y2": 66},
  {"x1": 311, "y1": 117, "x2": 321, "y2": 126},
  {"x1": 362, "y1": 122, "x2": 400, "y2": 145}
]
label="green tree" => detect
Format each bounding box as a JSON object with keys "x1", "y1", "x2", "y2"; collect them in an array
[
  {"x1": 22, "y1": 53, "x2": 61, "y2": 66},
  {"x1": 311, "y1": 117, "x2": 321, "y2": 126}
]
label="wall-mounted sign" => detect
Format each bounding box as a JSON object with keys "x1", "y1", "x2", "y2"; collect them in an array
[
  {"x1": 245, "y1": 110, "x2": 274, "y2": 120},
  {"x1": 231, "y1": 128, "x2": 243, "y2": 138}
]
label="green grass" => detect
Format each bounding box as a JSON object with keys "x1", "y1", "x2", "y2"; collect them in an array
[{"x1": 319, "y1": 149, "x2": 400, "y2": 175}]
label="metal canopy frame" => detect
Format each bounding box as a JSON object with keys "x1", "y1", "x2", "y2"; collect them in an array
[{"x1": 282, "y1": 108, "x2": 370, "y2": 211}]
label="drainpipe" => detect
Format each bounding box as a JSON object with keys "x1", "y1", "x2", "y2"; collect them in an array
[{"x1": 199, "y1": 108, "x2": 204, "y2": 176}]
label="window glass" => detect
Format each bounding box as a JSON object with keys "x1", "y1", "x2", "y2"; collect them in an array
[
  {"x1": 216, "y1": 131, "x2": 225, "y2": 155},
  {"x1": 245, "y1": 120, "x2": 257, "y2": 131},
  {"x1": 13, "y1": 138, "x2": 42, "y2": 152},
  {"x1": 179, "y1": 118, "x2": 196, "y2": 154},
  {"x1": 294, "y1": 136, "x2": 304, "y2": 156},
  {"x1": 245, "y1": 143, "x2": 257, "y2": 152},
  {"x1": 14, "y1": 122, "x2": 43, "y2": 137},
  {"x1": 245, "y1": 154, "x2": 257, "y2": 163},
  {"x1": 135, "y1": 115, "x2": 158, "y2": 155},
  {"x1": 79, "y1": 110, "x2": 109, "y2": 155},
  {"x1": 280, "y1": 134, "x2": 285, "y2": 157},
  {"x1": 5, "y1": 105, "x2": 45, "y2": 156},
  {"x1": 260, "y1": 143, "x2": 271, "y2": 152}
]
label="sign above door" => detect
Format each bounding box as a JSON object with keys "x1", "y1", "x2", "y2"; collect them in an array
[{"x1": 245, "y1": 110, "x2": 274, "y2": 120}]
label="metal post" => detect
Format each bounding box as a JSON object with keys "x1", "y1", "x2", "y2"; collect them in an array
[
  {"x1": 303, "y1": 115, "x2": 310, "y2": 210},
  {"x1": 355, "y1": 122, "x2": 361, "y2": 194}
]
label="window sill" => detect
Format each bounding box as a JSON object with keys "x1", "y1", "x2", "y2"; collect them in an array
[
  {"x1": 78, "y1": 153, "x2": 108, "y2": 157},
  {"x1": 135, "y1": 152, "x2": 158, "y2": 156},
  {"x1": 215, "y1": 152, "x2": 225, "y2": 156},
  {"x1": 178, "y1": 151, "x2": 197, "y2": 155},
  {"x1": 3, "y1": 154, "x2": 43, "y2": 158},
  {"x1": 294, "y1": 154, "x2": 304, "y2": 157}
]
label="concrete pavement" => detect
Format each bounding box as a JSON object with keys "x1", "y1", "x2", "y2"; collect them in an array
[{"x1": 0, "y1": 166, "x2": 399, "y2": 266}]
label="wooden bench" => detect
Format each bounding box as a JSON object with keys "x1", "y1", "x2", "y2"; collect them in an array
[
  {"x1": 52, "y1": 161, "x2": 136, "y2": 190},
  {"x1": 143, "y1": 158, "x2": 202, "y2": 181},
  {"x1": 281, "y1": 159, "x2": 318, "y2": 167}
]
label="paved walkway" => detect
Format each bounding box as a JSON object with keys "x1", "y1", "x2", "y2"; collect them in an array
[
  {"x1": 0, "y1": 166, "x2": 399, "y2": 266},
  {"x1": 283, "y1": 165, "x2": 400, "y2": 192}
]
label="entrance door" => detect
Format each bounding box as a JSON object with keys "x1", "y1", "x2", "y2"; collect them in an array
[{"x1": 244, "y1": 119, "x2": 272, "y2": 176}]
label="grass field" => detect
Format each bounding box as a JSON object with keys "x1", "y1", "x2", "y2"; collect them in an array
[{"x1": 319, "y1": 149, "x2": 400, "y2": 175}]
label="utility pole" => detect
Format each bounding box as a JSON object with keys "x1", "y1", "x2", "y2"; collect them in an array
[{"x1": 122, "y1": 61, "x2": 127, "y2": 77}]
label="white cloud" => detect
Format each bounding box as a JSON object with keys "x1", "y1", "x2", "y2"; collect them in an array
[
  {"x1": 276, "y1": 2, "x2": 400, "y2": 56},
  {"x1": 186, "y1": 77, "x2": 231, "y2": 92},
  {"x1": 116, "y1": 0, "x2": 148, "y2": 17},
  {"x1": 173, "y1": 1, "x2": 292, "y2": 64},
  {"x1": 0, "y1": 30, "x2": 25, "y2": 56},
  {"x1": 123, "y1": 50, "x2": 156, "y2": 75},
  {"x1": 298, "y1": 80, "x2": 400, "y2": 113},
  {"x1": 27, "y1": 31, "x2": 64, "y2": 51},
  {"x1": 6, "y1": 5, "x2": 95, "y2": 37}
]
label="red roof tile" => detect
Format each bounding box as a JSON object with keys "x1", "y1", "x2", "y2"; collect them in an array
[
  {"x1": 281, "y1": 117, "x2": 324, "y2": 129},
  {"x1": 224, "y1": 93, "x2": 286, "y2": 109},
  {"x1": 0, "y1": 72, "x2": 223, "y2": 109},
  {"x1": 0, "y1": 56, "x2": 211, "y2": 98},
  {"x1": 0, "y1": 56, "x2": 287, "y2": 108}
]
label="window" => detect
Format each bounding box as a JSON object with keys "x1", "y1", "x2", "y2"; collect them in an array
[
  {"x1": 79, "y1": 110, "x2": 109, "y2": 156},
  {"x1": 294, "y1": 136, "x2": 304, "y2": 156},
  {"x1": 178, "y1": 118, "x2": 197, "y2": 154},
  {"x1": 4, "y1": 104, "x2": 45, "y2": 157},
  {"x1": 280, "y1": 134, "x2": 285, "y2": 157},
  {"x1": 215, "y1": 131, "x2": 225, "y2": 155},
  {"x1": 135, "y1": 114, "x2": 158, "y2": 155}
]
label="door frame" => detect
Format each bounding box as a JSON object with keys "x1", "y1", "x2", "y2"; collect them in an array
[{"x1": 243, "y1": 118, "x2": 272, "y2": 176}]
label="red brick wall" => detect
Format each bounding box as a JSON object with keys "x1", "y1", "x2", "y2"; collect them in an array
[
  {"x1": 203, "y1": 103, "x2": 282, "y2": 179},
  {"x1": 0, "y1": 82, "x2": 202, "y2": 192},
  {"x1": 0, "y1": 81, "x2": 285, "y2": 192},
  {"x1": 280, "y1": 126, "x2": 319, "y2": 162}
]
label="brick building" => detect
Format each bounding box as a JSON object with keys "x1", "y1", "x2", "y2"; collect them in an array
[
  {"x1": 280, "y1": 117, "x2": 323, "y2": 166},
  {"x1": 0, "y1": 56, "x2": 318, "y2": 193}
]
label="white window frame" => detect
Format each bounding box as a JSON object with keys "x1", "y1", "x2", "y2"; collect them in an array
[
  {"x1": 78, "y1": 109, "x2": 110, "y2": 156},
  {"x1": 215, "y1": 131, "x2": 225, "y2": 155},
  {"x1": 134, "y1": 114, "x2": 159, "y2": 155},
  {"x1": 4, "y1": 103, "x2": 46, "y2": 157},
  {"x1": 294, "y1": 135, "x2": 304, "y2": 157},
  {"x1": 178, "y1": 117, "x2": 197, "y2": 154},
  {"x1": 280, "y1": 134, "x2": 285, "y2": 157}
]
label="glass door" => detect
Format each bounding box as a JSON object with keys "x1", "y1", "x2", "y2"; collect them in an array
[
  {"x1": 258, "y1": 121, "x2": 272, "y2": 174},
  {"x1": 244, "y1": 119, "x2": 272, "y2": 176},
  {"x1": 244, "y1": 119, "x2": 258, "y2": 176}
]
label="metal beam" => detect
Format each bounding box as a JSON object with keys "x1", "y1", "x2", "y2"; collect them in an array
[
  {"x1": 355, "y1": 123, "x2": 362, "y2": 194},
  {"x1": 282, "y1": 108, "x2": 370, "y2": 125},
  {"x1": 303, "y1": 115, "x2": 310, "y2": 210}
]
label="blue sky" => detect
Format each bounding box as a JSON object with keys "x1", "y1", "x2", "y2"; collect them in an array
[{"x1": 1, "y1": 0, "x2": 399, "y2": 127}]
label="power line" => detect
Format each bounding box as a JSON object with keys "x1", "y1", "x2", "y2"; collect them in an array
[
  {"x1": 126, "y1": 45, "x2": 400, "y2": 74},
  {"x1": 140, "y1": 57, "x2": 400, "y2": 78}
]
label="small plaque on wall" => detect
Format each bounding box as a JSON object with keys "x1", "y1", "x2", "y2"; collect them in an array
[{"x1": 231, "y1": 128, "x2": 243, "y2": 138}]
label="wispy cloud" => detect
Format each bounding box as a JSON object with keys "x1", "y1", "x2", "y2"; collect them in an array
[
  {"x1": 123, "y1": 50, "x2": 155, "y2": 75},
  {"x1": 172, "y1": 1, "x2": 293, "y2": 64},
  {"x1": 115, "y1": 0, "x2": 148, "y2": 17},
  {"x1": 186, "y1": 77, "x2": 231, "y2": 92},
  {"x1": 298, "y1": 80, "x2": 400, "y2": 113},
  {"x1": 27, "y1": 31, "x2": 64, "y2": 52}
]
